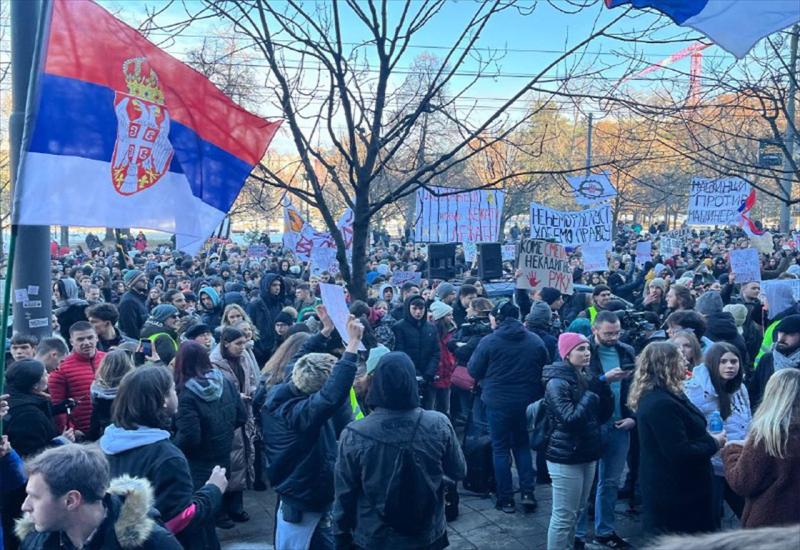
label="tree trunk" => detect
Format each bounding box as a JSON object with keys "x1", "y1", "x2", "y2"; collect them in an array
[{"x1": 347, "y1": 186, "x2": 371, "y2": 301}]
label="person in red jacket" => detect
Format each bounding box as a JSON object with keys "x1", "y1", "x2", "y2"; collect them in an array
[
  {"x1": 48, "y1": 320, "x2": 106, "y2": 435},
  {"x1": 427, "y1": 301, "x2": 457, "y2": 414}
]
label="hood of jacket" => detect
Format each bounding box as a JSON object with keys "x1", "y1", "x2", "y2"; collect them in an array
[
  {"x1": 90, "y1": 381, "x2": 118, "y2": 401},
  {"x1": 378, "y1": 283, "x2": 395, "y2": 300},
  {"x1": 99, "y1": 425, "x2": 171, "y2": 455},
  {"x1": 185, "y1": 369, "x2": 225, "y2": 402},
  {"x1": 705, "y1": 311, "x2": 740, "y2": 340},
  {"x1": 8, "y1": 391, "x2": 52, "y2": 414},
  {"x1": 493, "y1": 318, "x2": 528, "y2": 341},
  {"x1": 55, "y1": 277, "x2": 89, "y2": 310},
  {"x1": 402, "y1": 294, "x2": 428, "y2": 326},
  {"x1": 366, "y1": 351, "x2": 420, "y2": 411},
  {"x1": 199, "y1": 286, "x2": 221, "y2": 308},
  {"x1": 15, "y1": 475, "x2": 158, "y2": 549},
  {"x1": 260, "y1": 273, "x2": 286, "y2": 303},
  {"x1": 223, "y1": 290, "x2": 245, "y2": 308},
  {"x1": 542, "y1": 361, "x2": 580, "y2": 385}
]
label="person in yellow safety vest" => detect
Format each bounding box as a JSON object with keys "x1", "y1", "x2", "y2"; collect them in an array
[
  {"x1": 754, "y1": 284, "x2": 800, "y2": 364},
  {"x1": 582, "y1": 285, "x2": 613, "y2": 323},
  {"x1": 139, "y1": 304, "x2": 180, "y2": 365},
  {"x1": 350, "y1": 344, "x2": 391, "y2": 420}
]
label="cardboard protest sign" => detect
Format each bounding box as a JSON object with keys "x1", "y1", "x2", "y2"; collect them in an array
[
  {"x1": 391, "y1": 271, "x2": 422, "y2": 286},
  {"x1": 729, "y1": 248, "x2": 761, "y2": 283},
  {"x1": 414, "y1": 187, "x2": 505, "y2": 243},
  {"x1": 635, "y1": 241, "x2": 652, "y2": 268},
  {"x1": 319, "y1": 283, "x2": 365, "y2": 350},
  {"x1": 529, "y1": 202, "x2": 612, "y2": 248},
  {"x1": 516, "y1": 239, "x2": 573, "y2": 295},
  {"x1": 501, "y1": 244, "x2": 516, "y2": 262},
  {"x1": 310, "y1": 247, "x2": 340, "y2": 277},
  {"x1": 566, "y1": 172, "x2": 617, "y2": 206},
  {"x1": 687, "y1": 177, "x2": 751, "y2": 226},
  {"x1": 582, "y1": 243, "x2": 608, "y2": 273}
]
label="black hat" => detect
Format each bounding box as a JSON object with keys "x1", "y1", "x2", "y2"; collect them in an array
[
  {"x1": 184, "y1": 323, "x2": 212, "y2": 339},
  {"x1": 776, "y1": 314, "x2": 800, "y2": 335},
  {"x1": 491, "y1": 300, "x2": 519, "y2": 321},
  {"x1": 539, "y1": 287, "x2": 562, "y2": 306},
  {"x1": 6, "y1": 359, "x2": 45, "y2": 394}
]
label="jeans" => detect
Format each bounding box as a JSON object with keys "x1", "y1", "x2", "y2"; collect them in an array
[
  {"x1": 275, "y1": 501, "x2": 334, "y2": 550},
  {"x1": 485, "y1": 406, "x2": 536, "y2": 502},
  {"x1": 547, "y1": 461, "x2": 597, "y2": 550},
  {"x1": 576, "y1": 423, "x2": 630, "y2": 538},
  {"x1": 423, "y1": 386, "x2": 451, "y2": 415}
]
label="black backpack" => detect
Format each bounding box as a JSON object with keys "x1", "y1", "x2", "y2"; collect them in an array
[
  {"x1": 382, "y1": 411, "x2": 439, "y2": 536},
  {"x1": 527, "y1": 398, "x2": 553, "y2": 451}
]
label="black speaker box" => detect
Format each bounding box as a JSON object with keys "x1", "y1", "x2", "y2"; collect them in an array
[
  {"x1": 477, "y1": 242, "x2": 503, "y2": 280},
  {"x1": 427, "y1": 243, "x2": 457, "y2": 280}
]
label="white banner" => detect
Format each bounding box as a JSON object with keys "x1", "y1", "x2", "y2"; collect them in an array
[
  {"x1": 283, "y1": 203, "x2": 353, "y2": 262},
  {"x1": 319, "y1": 283, "x2": 365, "y2": 350},
  {"x1": 687, "y1": 177, "x2": 751, "y2": 226},
  {"x1": 414, "y1": 187, "x2": 504, "y2": 243},
  {"x1": 729, "y1": 248, "x2": 761, "y2": 283},
  {"x1": 516, "y1": 239, "x2": 573, "y2": 294},
  {"x1": 566, "y1": 172, "x2": 617, "y2": 206},
  {"x1": 529, "y1": 202, "x2": 612, "y2": 248}
]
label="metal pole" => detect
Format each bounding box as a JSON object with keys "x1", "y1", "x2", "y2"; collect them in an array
[
  {"x1": 585, "y1": 113, "x2": 593, "y2": 177},
  {"x1": 10, "y1": 0, "x2": 52, "y2": 340},
  {"x1": 780, "y1": 24, "x2": 798, "y2": 233}
]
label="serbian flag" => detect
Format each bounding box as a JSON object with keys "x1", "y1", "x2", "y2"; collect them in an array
[
  {"x1": 13, "y1": 0, "x2": 281, "y2": 253},
  {"x1": 605, "y1": 1, "x2": 800, "y2": 59},
  {"x1": 737, "y1": 189, "x2": 765, "y2": 236}
]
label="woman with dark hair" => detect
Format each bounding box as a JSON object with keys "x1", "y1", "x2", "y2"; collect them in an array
[
  {"x1": 99, "y1": 366, "x2": 228, "y2": 549},
  {"x1": 210, "y1": 327, "x2": 258, "y2": 525},
  {"x1": 174, "y1": 342, "x2": 246, "y2": 506},
  {"x1": 685, "y1": 342, "x2": 751, "y2": 526}
]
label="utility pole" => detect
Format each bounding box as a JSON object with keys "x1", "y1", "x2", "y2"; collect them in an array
[
  {"x1": 10, "y1": 0, "x2": 52, "y2": 338},
  {"x1": 780, "y1": 24, "x2": 798, "y2": 233},
  {"x1": 585, "y1": 112, "x2": 593, "y2": 177}
]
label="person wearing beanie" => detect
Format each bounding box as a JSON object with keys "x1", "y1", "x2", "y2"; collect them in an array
[
  {"x1": 427, "y1": 300, "x2": 457, "y2": 414},
  {"x1": 271, "y1": 310, "x2": 295, "y2": 356},
  {"x1": 468, "y1": 299, "x2": 549, "y2": 513},
  {"x1": 392, "y1": 295, "x2": 440, "y2": 392},
  {"x1": 696, "y1": 291, "x2": 749, "y2": 365},
  {"x1": 525, "y1": 301, "x2": 558, "y2": 362},
  {"x1": 435, "y1": 282, "x2": 457, "y2": 306},
  {"x1": 567, "y1": 317, "x2": 593, "y2": 337},
  {"x1": 543, "y1": 332, "x2": 614, "y2": 550},
  {"x1": 139, "y1": 304, "x2": 180, "y2": 366},
  {"x1": 118, "y1": 268, "x2": 149, "y2": 339},
  {"x1": 638, "y1": 277, "x2": 667, "y2": 320},
  {"x1": 429, "y1": 300, "x2": 453, "y2": 322},
  {"x1": 333, "y1": 351, "x2": 466, "y2": 550},
  {"x1": 581, "y1": 285, "x2": 613, "y2": 323},
  {"x1": 183, "y1": 322, "x2": 214, "y2": 350},
  {"x1": 261, "y1": 317, "x2": 364, "y2": 548},
  {"x1": 749, "y1": 313, "x2": 800, "y2": 410}
]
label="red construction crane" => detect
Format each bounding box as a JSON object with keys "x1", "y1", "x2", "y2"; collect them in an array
[{"x1": 617, "y1": 42, "x2": 710, "y2": 103}]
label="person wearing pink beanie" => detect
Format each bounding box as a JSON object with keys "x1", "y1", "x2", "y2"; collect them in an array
[{"x1": 558, "y1": 332, "x2": 588, "y2": 361}]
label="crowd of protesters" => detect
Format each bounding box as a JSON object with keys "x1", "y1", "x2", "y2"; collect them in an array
[{"x1": 0, "y1": 221, "x2": 799, "y2": 550}]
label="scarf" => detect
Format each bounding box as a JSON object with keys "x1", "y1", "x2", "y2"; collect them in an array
[{"x1": 772, "y1": 346, "x2": 800, "y2": 372}]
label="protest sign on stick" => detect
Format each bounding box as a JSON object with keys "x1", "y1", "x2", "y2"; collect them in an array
[
  {"x1": 501, "y1": 244, "x2": 516, "y2": 262},
  {"x1": 516, "y1": 239, "x2": 573, "y2": 295},
  {"x1": 566, "y1": 172, "x2": 617, "y2": 206},
  {"x1": 729, "y1": 248, "x2": 761, "y2": 283},
  {"x1": 635, "y1": 241, "x2": 652, "y2": 268},
  {"x1": 529, "y1": 202, "x2": 612, "y2": 248},
  {"x1": 320, "y1": 283, "x2": 365, "y2": 350},
  {"x1": 660, "y1": 237, "x2": 681, "y2": 257},
  {"x1": 687, "y1": 177, "x2": 751, "y2": 226}
]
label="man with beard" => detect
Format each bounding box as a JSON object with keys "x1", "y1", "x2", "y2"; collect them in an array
[{"x1": 749, "y1": 314, "x2": 800, "y2": 410}]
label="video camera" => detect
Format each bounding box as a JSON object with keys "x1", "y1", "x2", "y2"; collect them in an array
[{"x1": 612, "y1": 308, "x2": 667, "y2": 352}]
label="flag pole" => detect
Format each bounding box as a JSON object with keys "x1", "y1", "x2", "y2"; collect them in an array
[{"x1": 0, "y1": 228, "x2": 17, "y2": 403}]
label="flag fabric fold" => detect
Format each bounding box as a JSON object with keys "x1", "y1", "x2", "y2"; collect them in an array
[
  {"x1": 606, "y1": 0, "x2": 800, "y2": 59},
  {"x1": 13, "y1": 0, "x2": 281, "y2": 254}
]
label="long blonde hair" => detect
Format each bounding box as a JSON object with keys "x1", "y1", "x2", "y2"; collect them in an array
[
  {"x1": 222, "y1": 304, "x2": 251, "y2": 327},
  {"x1": 749, "y1": 369, "x2": 800, "y2": 458},
  {"x1": 627, "y1": 341, "x2": 685, "y2": 412},
  {"x1": 95, "y1": 349, "x2": 134, "y2": 389}
]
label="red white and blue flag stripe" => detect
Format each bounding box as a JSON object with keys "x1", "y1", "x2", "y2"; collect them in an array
[
  {"x1": 13, "y1": 0, "x2": 281, "y2": 253},
  {"x1": 606, "y1": 0, "x2": 800, "y2": 59}
]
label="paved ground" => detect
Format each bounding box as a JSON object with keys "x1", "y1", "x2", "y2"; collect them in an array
[{"x1": 219, "y1": 483, "x2": 651, "y2": 550}]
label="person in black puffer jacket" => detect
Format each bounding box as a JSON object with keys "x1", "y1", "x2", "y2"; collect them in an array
[
  {"x1": 249, "y1": 273, "x2": 291, "y2": 365},
  {"x1": 468, "y1": 301, "x2": 549, "y2": 512},
  {"x1": 174, "y1": 342, "x2": 247, "y2": 493},
  {"x1": 392, "y1": 295, "x2": 440, "y2": 385},
  {"x1": 543, "y1": 333, "x2": 613, "y2": 550}
]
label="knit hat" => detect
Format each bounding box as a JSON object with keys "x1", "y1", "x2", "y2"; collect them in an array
[
  {"x1": 429, "y1": 301, "x2": 453, "y2": 321},
  {"x1": 723, "y1": 304, "x2": 747, "y2": 334},
  {"x1": 436, "y1": 282, "x2": 456, "y2": 301},
  {"x1": 150, "y1": 304, "x2": 179, "y2": 323},
  {"x1": 184, "y1": 323, "x2": 212, "y2": 339},
  {"x1": 123, "y1": 269, "x2": 146, "y2": 289},
  {"x1": 525, "y1": 301, "x2": 551, "y2": 329},
  {"x1": 292, "y1": 353, "x2": 337, "y2": 394},
  {"x1": 558, "y1": 332, "x2": 589, "y2": 360},
  {"x1": 696, "y1": 291, "x2": 723, "y2": 316},
  {"x1": 567, "y1": 317, "x2": 593, "y2": 337},
  {"x1": 6, "y1": 359, "x2": 45, "y2": 393},
  {"x1": 274, "y1": 311, "x2": 294, "y2": 326},
  {"x1": 648, "y1": 277, "x2": 667, "y2": 293},
  {"x1": 366, "y1": 344, "x2": 391, "y2": 375},
  {"x1": 491, "y1": 300, "x2": 519, "y2": 321},
  {"x1": 539, "y1": 287, "x2": 562, "y2": 306},
  {"x1": 776, "y1": 314, "x2": 800, "y2": 335}
]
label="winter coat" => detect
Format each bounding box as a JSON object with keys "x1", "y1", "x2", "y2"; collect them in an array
[
  {"x1": 391, "y1": 296, "x2": 440, "y2": 381},
  {"x1": 748, "y1": 351, "x2": 800, "y2": 411},
  {"x1": 174, "y1": 370, "x2": 247, "y2": 489},
  {"x1": 468, "y1": 318, "x2": 549, "y2": 409},
  {"x1": 0, "y1": 450, "x2": 26, "y2": 550},
  {"x1": 248, "y1": 274, "x2": 291, "y2": 365},
  {"x1": 449, "y1": 316, "x2": 492, "y2": 366},
  {"x1": 588, "y1": 339, "x2": 636, "y2": 420},
  {"x1": 260, "y1": 351, "x2": 358, "y2": 513},
  {"x1": 99, "y1": 426, "x2": 223, "y2": 549},
  {"x1": 4, "y1": 392, "x2": 60, "y2": 458},
  {"x1": 636, "y1": 387, "x2": 718, "y2": 535},
  {"x1": 541, "y1": 362, "x2": 613, "y2": 465},
  {"x1": 723, "y1": 429, "x2": 800, "y2": 528},
  {"x1": 118, "y1": 289, "x2": 148, "y2": 339},
  {"x1": 704, "y1": 311, "x2": 750, "y2": 365},
  {"x1": 684, "y1": 364, "x2": 752, "y2": 476},
  {"x1": 209, "y1": 346, "x2": 259, "y2": 492},
  {"x1": 139, "y1": 322, "x2": 179, "y2": 365},
  {"x1": 333, "y1": 409, "x2": 466, "y2": 549},
  {"x1": 432, "y1": 332, "x2": 457, "y2": 389},
  {"x1": 452, "y1": 299, "x2": 468, "y2": 328},
  {"x1": 528, "y1": 326, "x2": 558, "y2": 364},
  {"x1": 48, "y1": 350, "x2": 106, "y2": 433},
  {"x1": 54, "y1": 278, "x2": 89, "y2": 342},
  {"x1": 199, "y1": 288, "x2": 223, "y2": 330},
  {"x1": 17, "y1": 476, "x2": 181, "y2": 550},
  {"x1": 97, "y1": 328, "x2": 137, "y2": 353}
]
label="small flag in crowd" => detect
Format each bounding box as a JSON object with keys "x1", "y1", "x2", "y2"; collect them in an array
[
  {"x1": 605, "y1": 0, "x2": 800, "y2": 59},
  {"x1": 12, "y1": 0, "x2": 281, "y2": 254}
]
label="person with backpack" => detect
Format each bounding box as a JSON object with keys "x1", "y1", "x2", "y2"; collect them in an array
[{"x1": 333, "y1": 351, "x2": 466, "y2": 550}]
